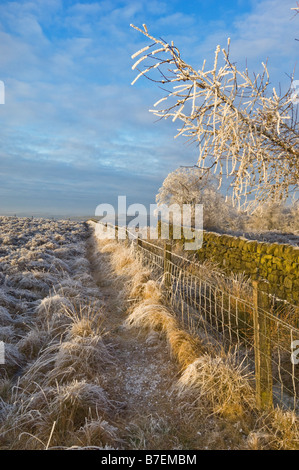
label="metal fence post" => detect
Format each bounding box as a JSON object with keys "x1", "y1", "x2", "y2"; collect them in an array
[
  {"x1": 164, "y1": 242, "x2": 172, "y2": 289},
  {"x1": 252, "y1": 280, "x2": 273, "y2": 410}
]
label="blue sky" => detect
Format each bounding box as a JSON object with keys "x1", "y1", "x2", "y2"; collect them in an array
[{"x1": 0, "y1": 0, "x2": 297, "y2": 216}]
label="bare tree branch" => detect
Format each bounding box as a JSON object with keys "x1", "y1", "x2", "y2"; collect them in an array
[{"x1": 130, "y1": 23, "x2": 299, "y2": 212}]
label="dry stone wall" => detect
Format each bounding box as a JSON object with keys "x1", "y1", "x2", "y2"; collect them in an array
[{"x1": 195, "y1": 231, "x2": 299, "y2": 305}]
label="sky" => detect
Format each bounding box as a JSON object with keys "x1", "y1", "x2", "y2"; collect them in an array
[{"x1": 0, "y1": 0, "x2": 298, "y2": 217}]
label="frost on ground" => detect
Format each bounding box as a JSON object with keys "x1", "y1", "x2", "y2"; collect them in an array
[
  {"x1": 0, "y1": 217, "x2": 243, "y2": 450},
  {"x1": 0, "y1": 216, "x2": 91, "y2": 374},
  {"x1": 0, "y1": 216, "x2": 190, "y2": 450},
  {"x1": 0, "y1": 217, "x2": 119, "y2": 449},
  {"x1": 0, "y1": 217, "x2": 297, "y2": 450}
]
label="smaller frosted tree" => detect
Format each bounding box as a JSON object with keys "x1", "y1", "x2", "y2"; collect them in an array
[
  {"x1": 156, "y1": 167, "x2": 238, "y2": 230},
  {"x1": 246, "y1": 200, "x2": 299, "y2": 232},
  {"x1": 246, "y1": 201, "x2": 286, "y2": 231}
]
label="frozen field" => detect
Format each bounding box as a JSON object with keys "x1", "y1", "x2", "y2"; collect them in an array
[
  {"x1": 0, "y1": 217, "x2": 297, "y2": 450},
  {"x1": 0, "y1": 216, "x2": 95, "y2": 378}
]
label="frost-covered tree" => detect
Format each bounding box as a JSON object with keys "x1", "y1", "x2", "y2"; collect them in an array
[
  {"x1": 156, "y1": 167, "x2": 239, "y2": 230},
  {"x1": 246, "y1": 201, "x2": 287, "y2": 231},
  {"x1": 292, "y1": 3, "x2": 299, "y2": 14},
  {"x1": 289, "y1": 202, "x2": 299, "y2": 231},
  {"x1": 156, "y1": 167, "x2": 216, "y2": 207},
  {"x1": 245, "y1": 200, "x2": 299, "y2": 233},
  {"x1": 130, "y1": 24, "x2": 299, "y2": 212}
]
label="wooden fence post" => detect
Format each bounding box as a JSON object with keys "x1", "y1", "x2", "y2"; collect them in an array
[
  {"x1": 157, "y1": 220, "x2": 161, "y2": 239},
  {"x1": 137, "y1": 233, "x2": 142, "y2": 249},
  {"x1": 252, "y1": 280, "x2": 273, "y2": 410},
  {"x1": 164, "y1": 242, "x2": 172, "y2": 289}
]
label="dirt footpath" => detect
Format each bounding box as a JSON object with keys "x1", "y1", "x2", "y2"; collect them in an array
[{"x1": 86, "y1": 234, "x2": 237, "y2": 450}]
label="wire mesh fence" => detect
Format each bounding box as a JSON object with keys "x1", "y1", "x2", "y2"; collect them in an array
[{"x1": 94, "y1": 222, "x2": 299, "y2": 413}]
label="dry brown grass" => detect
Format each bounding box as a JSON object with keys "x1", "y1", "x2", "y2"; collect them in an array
[
  {"x1": 166, "y1": 328, "x2": 204, "y2": 370},
  {"x1": 129, "y1": 272, "x2": 151, "y2": 299},
  {"x1": 100, "y1": 241, "x2": 137, "y2": 275},
  {"x1": 19, "y1": 315, "x2": 112, "y2": 388},
  {"x1": 69, "y1": 318, "x2": 94, "y2": 338},
  {"x1": 246, "y1": 408, "x2": 299, "y2": 450},
  {"x1": 63, "y1": 302, "x2": 105, "y2": 338},
  {"x1": 74, "y1": 418, "x2": 120, "y2": 449},
  {"x1": 37, "y1": 293, "x2": 73, "y2": 319},
  {"x1": 36, "y1": 293, "x2": 73, "y2": 337},
  {"x1": 268, "y1": 408, "x2": 299, "y2": 450},
  {"x1": 125, "y1": 301, "x2": 178, "y2": 334},
  {"x1": 0, "y1": 380, "x2": 115, "y2": 450},
  {"x1": 141, "y1": 280, "x2": 163, "y2": 303},
  {"x1": 18, "y1": 341, "x2": 60, "y2": 389},
  {"x1": 176, "y1": 353, "x2": 256, "y2": 420},
  {"x1": 18, "y1": 328, "x2": 49, "y2": 360},
  {"x1": 48, "y1": 333, "x2": 113, "y2": 384}
]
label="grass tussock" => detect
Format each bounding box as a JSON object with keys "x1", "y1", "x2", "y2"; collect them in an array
[
  {"x1": 69, "y1": 318, "x2": 94, "y2": 338},
  {"x1": 129, "y1": 272, "x2": 151, "y2": 299},
  {"x1": 37, "y1": 293, "x2": 73, "y2": 319},
  {"x1": 176, "y1": 353, "x2": 255, "y2": 420},
  {"x1": 246, "y1": 408, "x2": 299, "y2": 450},
  {"x1": 49, "y1": 334, "x2": 113, "y2": 384},
  {"x1": 140, "y1": 280, "x2": 162, "y2": 302},
  {"x1": 125, "y1": 302, "x2": 178, "y2": 334},
  {"x1": 74, "y1": 418, "x2": 120, "y2": 449},
  {"x1": 36, "y1": 293, "x2": 73, "y2": 336},
  {"x1": 63, "y1": 302, "x2": 105, "y2": 337},
  {"x1": 1, "y1": 297, "x2": 119, "y2": 450},
  {"x1": 100, "y1": 242, "x2": 135, "y2": 274},
  {"x1": 17, "y1": 328, "x2": 49, "y2": 360},
  {"x1": 18, "y1": 302, "x2": 113, "y2": 389},
  {"x1": 0, "y1": 380, "x2": 114, "y2": 450},
  {"x1": 0, "y1": 306, "x2": 14, "y2": 326},
  {"x1": 267, "y1": 408, "x2": 299, "y2": 450},
  {"x1": 18, "y1": 342, "x2": 60, "y2": 388},
  {"x1": 166, "y1": 328, "x2": 204, "y2": 369}
]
